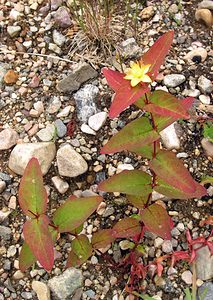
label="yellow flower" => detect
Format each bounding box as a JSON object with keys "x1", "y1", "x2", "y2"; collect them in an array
[{"x1": 124, "y1": 61, "x2": 152, "y2": 87}]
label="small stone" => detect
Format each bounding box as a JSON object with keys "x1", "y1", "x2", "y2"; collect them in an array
[
  {"x1": 168, "y1": 4, "x2": 179, "y2": 14},
  {"x1": 81, "y1": 124, "x2": 96, "y2": 135},
  {"x1": 162, "y1": 240, "x2": 173, "y2": 253},
  {"x1": 0, "y1": 209, "x2": 10, "y2": 222},
  {"x1": 55, "y1": 119, "x2": 67, "y2": 137},
  {"x1": 13, "y1": 270, "x2": 25, "y2": 280},
  {"x1": 51, "y1": 0, "x2": 63, "y2": 10},
  {"x1": 7, "y1": 25, "x2": 21, "y2": 37},
  {"x1": 32, "y1": 280, "x2": 51, "y2": 300},
  {"x1": 7, "y1": 245, "x2": 16, "y2": 257},
  {"x1": 37, "y1": 124, "x2": 56, "y2": 142},
  {"x1": 140, "y1": 6, "x2": 155, "y2": 20},
  {"x1": 119, "y1": 240, "x2": 134, "y2": 250},
  {"x1": 28, "y1": 124, "x2": 39, "y2": 137},
  {"x1": 88, "y1": 112, "x2": 107, "y2": 131},
  {"x1": 199, "y1": 94, "x2": 210, "y2": 104},
  {"x1": 116, "y1": 164, "x2": 134, "y2": 173},
  {"x1": 184, "y1": 48, "x2": 208, "y2": 63},
  {"x1": 0, "y1": 226, "x2": 11, "y2": 241},
  {"x1": 97, "y1": 202, "x2": 106, "y2": 215},
  {"x1": 29, "y1": 76, "x2": 40, "y2": 88},
  {"x1": 57, "y1": 106, "x2": 71, "y2": 118},
  {"x1": 0, "y1": 128, "x2": 19, "y2": 150},
  {"x1": 51, "y1": 176, "x2": 69, "y2": 194},
  {"x1": 53, "y1": 30, "x2": 66, "y2": 47},
  {"x1": 4, "y1": 70, "x2": 18, "y2": 84},
  {"x1": 119, "y1": 38, "x2": 142, "y2": 59},
  {"x1": 198, "y1": 75, "x2": 213, "y2": 94},
  {"x1": 9, "y1": 142, "x2": 56, "y2": 175},
  {"x1": 181, "y1": 270, "x2": 192, "y2": 284},
  {"x1": 195, "y1": 245, "x2": 213, "y2": 280},
  {"x1": 49, "y1": 43, "x2": 61, "y2": 54},
  {"x1": 8, "y1": 196, "x2": 16, "y2": 210},
  {"x1": 0, "y1": 180, "x2": 6, "y2": 193},
  {"x1": 195, "y1": 8, "x2": 213, "y2": 27},
  {"x1": 163, "y1": 74, "x2": 186, "y2": 87},
  {"x1": 160, "y1": 123, "x2": 180, "y2": 150},
  {"x1": 23, "y1": 40, "x2": 32, "y2": 48},
  {"x1": 53, "y1": 7, "x2": 72, "y2": 27},
  {"x1": 57, "y1": 144, "x2": 88, "y2": 177},
  {"x1": 201, "y1": 138, "x2": 213, "y2": 158},
  {"x1": 48, "y1": 268, "x2": 83, "y2": 299},
  {"x1": 154, "y1": 237, "x2": 164, "y2": 248},
  {"x1": 47, "y1": 96, "x2": 61, "y2": 114},
  {"x1": 34, "y1": 101, "x2": 44, "y2": 114},
  {"x1": 198, "y1": 0, "x2": 213, "y2": 10}
]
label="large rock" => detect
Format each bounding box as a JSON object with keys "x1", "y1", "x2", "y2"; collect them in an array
[
  {"x1": 57, "y1": 144, "x2": 88, "y2": 177},
  {"x1": 57, "y1": 63, "x2": 98, "y2": 93},
  {"x1": 9, "y1": 142, "x2": 56, "y2": 175},
  {"x1": 0, "y1": 128, "x2": 19, "y2": 150},
  {"x1": 195, "y1": 245, "x2": 213, "y2": 280},
  {"x1": 48, "y1": 268, "x2": 83, "y2": 300},
  {"x1": 197, "y1": 282, "x2": 213, "y2": 300},
  {"x1": 73, "y1": 84, "x2": 98, "y2": 122}
]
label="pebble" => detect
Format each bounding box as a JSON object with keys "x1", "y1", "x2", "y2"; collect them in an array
[
  {"x1": 88, "y1": 112, "x2": 108, "y2": 131},
  {"x1": 162, "y1": 240, "x2": 173, "y2": 253},
  {"x1": 7, "y1": 245, "x2": 16, "y2": 258},
  {"x1": 0, "y1": 128, "x2": 19, "y2": 150},
  {"x1": 0, "y1": 180, "x2": 6, "y2": 194},
  {"x1": 4, "y1": 70, "x2": 18, "y2": 84},
  {"x1": 7, "y1": 25, "x2": 21, "y2": 37},
  {"x1": 199, "y1": 94, "x2": 210, "y2": 104},
  {"x1": 57, "y1": 106, "x2": 71, "y2": 118},
  {"x1": 49, "y1": 43, "x2": 61, "y2": 55},
  {"x1": 54, "y1": 119, "x2": 67, "y2": 137},
  {"x1": 201, "y1": 138, "x2": 213, "y2": 157},
  {"x1": 184, "y1": 48, "x2": 208, "y2": 63},
  {"x1": 57, "y1": 144, "x2": 88, "y2": 177},
  {"x1": 51, "y1": 176, "x2": 69, "y2": 194},
  {"x1": 32, "y1": 280, "x2": 51, "y2": 300},
  {"x1": 181, "y1": 270, "x2": 192, "y2": 284},
  {"x1": 53, "y1": 7, "x2": 72, "y2": 27},
  {"x1": 119, "y1": 38, "x2": 142, "y2": 59},
  {"x1": 198, "y1": 75, "x2": 213, "y2": 93},
  {"x1": 81, "y1": 124, "x2": 96, "y2": 135},
  {"x1": 48, "y1": 268, "x2": 83, "y2": 299},
  {"x1": 8, "y1": 196, "x2": 16, "y2": 210},
  {"x1": 13, "y1": 270, "x2": 24, "y2": 280},
  {"x1": 160, "y1": 123, "x2": 180, "y2": 150},
  {"x1": 9, "y1": 142, "x2": 56, "y2": 175},
  {"x1": 47, "y1": 96, "x2": 61, "y2": 114},
  {"x1": 154, "y1": 237, "x2": 164, "y2": 248},
  {"x1": 168, "y1": 4, "x2": 179, "y2": 14},
  {"x1": 53, "y1": 29, "x2": 66, "y2": 47},
  {"x1": 195, "y1": 8, "x2": 213, "y2": 27},
  {"x1": 0, "y1": 226, "x2": 12, "y2": 241},
  {"x1": 51, "y1": 0, "x2": 63, "y2": 11},
  {"x1": 163, "y1": 74, "x2": 186, "y2": 87},
  {"x1": 195, "y1": 245, "x2": 213, "y2": 280},
  {"x1": 140, "y1": 6, "x2": 155, "y2": 20},
  {"x1": 37, "y1": 124, "x2": 56, "y2": 142}
]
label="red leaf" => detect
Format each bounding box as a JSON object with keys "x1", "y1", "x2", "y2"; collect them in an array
[
  {"x1": 19, "y1": 157, "x2": 47, "y2": 217},
  {"x1": 23, "y1": 215, "x2": 54, "y2": 271},
  {"x1": 112, "y1": 217, "x2": 141, "y2": 238},
  {"x1": 144, "y1": 90, "x2": 190, "y2": 119},
  {"x1": 142, "y1": 31, "x2": 174, "y2": 80},
  {"x1": 92, "y1": 229, "x2": 115, "y2": 249},
  {"x1": 100, "y1": 117, "x2": 159, "y2": 154},
  {"x1": 109, "y1": 83, "x2": 150, "y2": 118},
  {"x1": 102, "y1": 68, "x2": 126, "y2": 91},
  {"x1": 141, "y1": 203, "x2": 172, "y2": 239},
  {"x1": 150, "y1": 150, "x2": 197, "y2": 194},
  {"x1": 127, "y1": 195, "x2": 148, "y2": 209}
]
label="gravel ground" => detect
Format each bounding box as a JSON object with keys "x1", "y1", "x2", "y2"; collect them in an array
[{"x1": 0, "y1": 0, "x2": 212, "y2": 299}]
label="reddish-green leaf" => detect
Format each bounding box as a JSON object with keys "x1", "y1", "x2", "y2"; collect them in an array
[
  {"x1": 99, "y1": 170, "x2": 152, "y2": 196},
  {"x1": 128, "y1": 140, "x2": 160, "y2": 159},
  {"x1": 23, "y1": 215, "x2": 54, "y2": 271},
  {"x1": 19, "y1": 157, "x2": 47, "y2": 217},
  {"x1": 109, "y1": 83, "x2": 150, "y2": 118},
  {"x1": 127, "y1": 195, "x2": 148, "y2": 209},
  {"x1": 155, "y1": 178, "x2": 207, "y2": 200},
  {"x1": 66, "y1": 234, "x2": 92, "y2": 268},
  {"x1": 141, "y1": 203, "x2": 172, "y2": 239},
  {"x1": 142, "y1": 31, "x2": 174, "y2": 80},
  {"x1": 92, "y1": 229, "x2": 115, "y2": 249},
  {"x1": 53, "y1": 196, "x2": 102, "y2": 233},
  {"x1": 19, "y1": 242, "x2": 36, "y2": 272},
  {"x1": 101, "y1": 117, "x2": 159, "y2": 154},
  {"x1": 149, "y1": 150, "x2": 196, "y2": 193},
  {"x1": 102, "y1": 68, "x2": 125, "y2": 91},
  {"x1": 112, "y1": 217, "x2": 141, "y2": 238},
  {"x1": 144, "y1": 90, "x2": 190, "y2": 119}
]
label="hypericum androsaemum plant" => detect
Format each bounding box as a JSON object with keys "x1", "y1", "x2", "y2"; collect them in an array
[
  {"x1": 88, "y1": 30, "x2": 211, "y2": 292},
  {"x1": 18, "y1": 157, "x2": 102, "y2": 272}
]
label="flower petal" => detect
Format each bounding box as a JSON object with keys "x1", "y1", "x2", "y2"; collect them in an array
[
  {"x1": 131, "y1": 78, "x2": 141, "y2": 87},
  {"x1": 141, "y1": 74, "x2": 152, "y2": 83}
]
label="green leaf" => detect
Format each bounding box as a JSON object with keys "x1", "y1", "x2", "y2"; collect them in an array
[
  {"x1": 155, "y1": 178, "x2": 207, "y2": 200},
  {"x1": 144, "y1": 90, "x2": 190, "y2": 119},
  {"x1": 66, "y1": 234, "x2": 92, "y2": 267},
  {"x1": 112, "y1": 217, "x2": 141, "y2": 238},
  {"x1": 101, "y1": 117, "x2": 159, "y2": 154},
  {"x1": 99, "y1": 170, "x2": 152, "y2": 196},
  {"x1": 19, "y1": 242, "x2": 36, "y2": 272},
  {"x1": 149, "y1": 150, "x2": 196, "y2": 194},
  {"x1": 23, "y1": 215, "x2": 54, "y2": 271},
  {"x1": 53, "y1": 196, "x2": 102, "y2": 233},
  {"x1": 19, "y1": 157, "x2": 47, "y2": 217},
  {"x1": 127, "y1": 195, "x2": 148, "y2": 209},
  {"x1": 203, "y1": 121, "x2": 213, "y2": 142},
  {"x1": 140, "y1": 203, "x2": 172, "y2": 240},
  {"x1": 128, "y1": 140, "x2": 160, "y2": 159},
  {"x1": 91, "y1": 229, "x2": 115, "y2": 249},
  {"x1": 201, "y1": 176, "x2": 213, "y2": 185}
]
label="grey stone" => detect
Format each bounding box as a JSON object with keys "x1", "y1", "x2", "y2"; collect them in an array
[
  {"x1": 37, "y1": 124, "x2": 56, "y2": 142},
  {"x1": 163, "y1": 74, "x2": 186, "y2": 87},
  {"x1": 0, "y1": 63, "x2": 8, "y2": 85},
  {"x1": 53, "y1": 7, "x2": 72, "y2": 27},
  {"x1": 9, "y1": 142, "x2": 56, "y2": 175},
  {"x1": 49, "y1": 43, "x2": 61, "y2": 55},
  {"x1": 47, "y1": 96, "x2": 61, "y2": 114},
  {"x1": 88, "y1": 112, "x2": 108, "y2": 131},
  {"x1": 21, "y1": 292, "x2": 32, "y2": 299},
  {"x1": 48, "y1": 268, "x2": 83, "y2": 299},
  {"x1": 7, "y1": 25, "x2": 21, "y2": 37},
  {"x1": 51, "y1": 176, "x2": 69, "y2": 194},
  {"x1": 55, "y1": 119, "x2": 67, "y2": 137},
  {"x1": 53, "y1": 30, "x2": 66, "y2": 47},
  {"x1": 51, "y1": 0, "x2": 62, "y2": 10},
  {"x1": 57, "y1": 63, "x2": 98, "y2": 93},
  {"x1": 198, "y1": 1, "x2": 213, "y2": 10},
  {"x1": 0, "y1": 172, "x2": 12, "y2": 184},
  {"x1": 198, "y1": 75, "x2": 213, "y2": 94},
  {"x1": 0, "y1": 128, "x2": 19, "y2": 150},
  {"x1": 195, "y1": 245, "x2": 213, "y2": 280},
  {"x1": 160, "y1": 122, "x2": 180, "y2": 150},
  {"x1": 0, "y1": 226, "x2": 11, "y2": 241},
  {"x1": 57, "y1": 144, "x2": 88, "y2": 177},
  {"x1": 119, "y1": 38, "x2": 142, "y2": 59},
  {"x1": 74, "y1": 84, "x2": 98, "y2": 122},
  {"x1": 197, "y1": 282, "x2": 213, "y2": 300}
]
